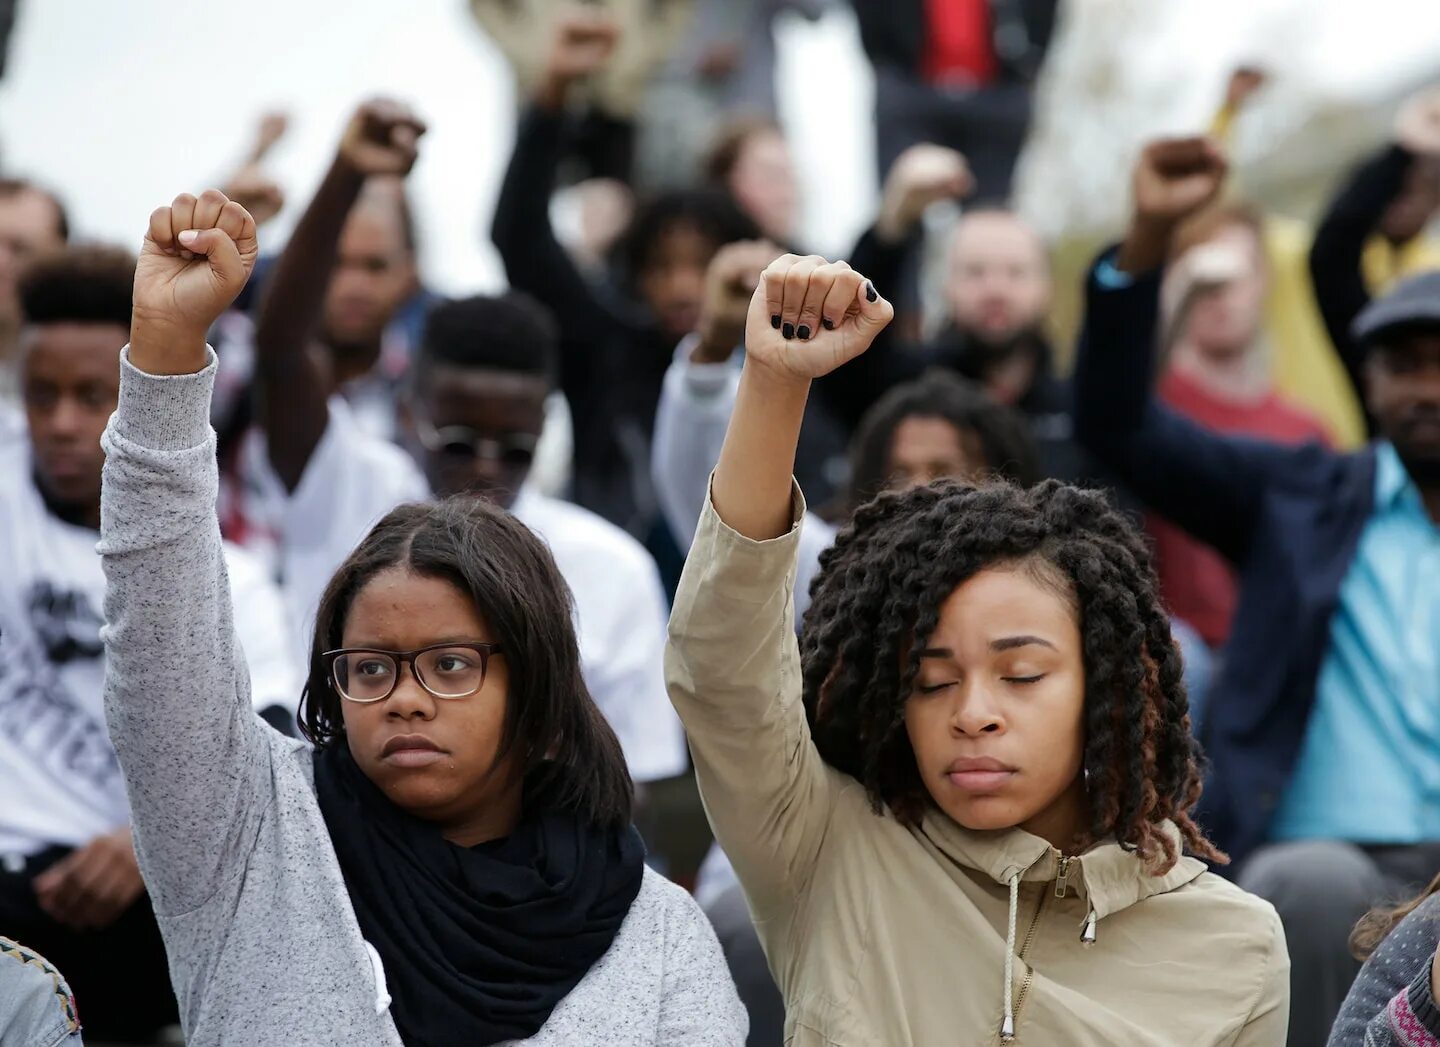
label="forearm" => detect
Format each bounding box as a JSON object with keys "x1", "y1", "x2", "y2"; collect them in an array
[
  {"x1": 712, "y1": 361, "x2": 809, "y2": 541},
  {"x1": 652, "y1": 345, "x2": 739, "y2": 549},
  {"x1": 253, "y1": 158, "x2": 361, "y2": 487}
]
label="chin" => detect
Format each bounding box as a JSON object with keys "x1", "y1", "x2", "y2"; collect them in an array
[{"x1": 932, "y1": 792, "x2": 1028, "y2": 833}]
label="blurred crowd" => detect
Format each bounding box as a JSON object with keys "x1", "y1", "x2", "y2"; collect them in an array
[{"x1": 2, "y1": 2, "x2": 1440, "y2": 1045}]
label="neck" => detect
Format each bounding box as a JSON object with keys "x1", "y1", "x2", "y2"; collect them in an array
[
  {"x1": 1168, "y1": 340, "x2": 1269, "y2": 403},
  {"x1": 1019, "y1": 774, "x2": 1090, "y2": 853},
  {"x1": 439, "y1": 776, "x2": 525, "y2": 848},
  {"x1": 329, "y1": 339, "x2": 383, "y2": 387},
  {"x1": 33, "y1": 473, "x2": 100, "y2": 530}
]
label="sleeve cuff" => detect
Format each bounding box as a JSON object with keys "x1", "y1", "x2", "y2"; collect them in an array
[
  {"x1": 113, "y1": 347, "x2": 218, "y2": 451},
  {"x1": 692, "y1": 476, "x2": 808, "y2": 604},
  {"x1": 1404, "y1": 955, "x2": 1440, "y2": 1038},
  {"x1": 672, "y1": 334, "x2": 741, "y2": 399},
  {"x1": 1094, "y1": 252, "x2": 1138, "y2": 290}
]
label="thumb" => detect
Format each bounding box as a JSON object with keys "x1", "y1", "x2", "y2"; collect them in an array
[
  {"x1": 852, "y1": 279, "x2": 895, "y2": 337},
  {"x1": 178, "y1": 228, "x2": 245, "y2": 287}
]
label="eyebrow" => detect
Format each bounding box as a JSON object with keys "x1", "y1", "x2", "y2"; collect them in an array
[{"x1": 918, "y1": 636, "x2": 1057, "y2": 659}]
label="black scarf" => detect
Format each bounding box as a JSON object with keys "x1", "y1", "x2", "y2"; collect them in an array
[{"x1": 312, "y1": 743, "x2": 645, "y2": 1046}]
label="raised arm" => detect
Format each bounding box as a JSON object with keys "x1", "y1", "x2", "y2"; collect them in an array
[
  {"x1": 1074, "y1": 138, "x2": 1293, "y2": 564},
  {"x1": 1309, "y1": 86, "x2": 1440, "y2": 425},
  {"x1": 491, "y1": 10, "x2": 619, "y2": 346},
  {"x1": 100, "y1": 190, "x2": 266, "y2": 917},
  {"x1": 666, "y1": 254, "x2": 892, "y2": 918},
  {"x1": 253, "y1": 100, "x2": 425, "y2": 490},
  {"x1": 817, "y1": 144, "x2": 973, "y2": 430}
]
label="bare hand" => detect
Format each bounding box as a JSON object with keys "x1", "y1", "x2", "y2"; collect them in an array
[
  {"x1": 1117, "y1": 137, "x2": 1227, "y2": 273},
  {"x1": 337, "y1": 99, "x2": 426, "y2": 178},
  {"x1": 694, "y1": 239, "x2": 783, "y2": 363},
  {"x1": 223, "y1": 164, "x2": 285, "y2": 228},
  {"x1": 876, "y1": 144, "x2": 973, "y2": 242},
  {"x1": 247, "y1": 110, "x2": 290, "y2": 165},
  {"x1": 540, "y1": 9, "x2": 620, "y2": 104},
  {"x1": 131, "y1": 189, "x2": 258, "y2": 374},
  {"x1": 742, "y1": 254, "x2": 894, "y2": 382},
  {"x1": 33, "y1": 828, "x2": 143, "y2": 931},
  {"x1": 1396, "y1": 85, "x2": 1440, "y2": 156},
  {"x1": 1223, "y1": 67, "x2": 1267, "y2": 111}
]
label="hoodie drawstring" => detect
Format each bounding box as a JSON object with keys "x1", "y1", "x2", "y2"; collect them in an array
[
  {"x1": 1081, "y1": 908, "x2": 1098, "y2": 945},
  {"x1": 1001, "y1": 873, "x2": 1019, "y2": 1041}
]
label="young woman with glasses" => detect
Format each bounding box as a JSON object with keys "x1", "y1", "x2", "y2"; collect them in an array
[{"x1": 98, "y1": 190, "x2": 744, "y2": 1046}]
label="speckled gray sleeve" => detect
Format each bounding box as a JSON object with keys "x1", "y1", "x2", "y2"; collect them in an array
[
  {"x1": 655, "y1": 880, "x2": 748, "y2": 1045},
  {"x1": 1330, "y1": 895, "x2": 1440, "y2": 1046},
  {"x1": 98, "y1": 348, "x2": 271, "y2": 920}
]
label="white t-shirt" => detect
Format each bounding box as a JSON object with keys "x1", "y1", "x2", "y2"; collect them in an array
[
  {"x1": 230, "y1": 403, "x2": 687, "y2": 783},
  {"x1": 0, "y1": 443, "x2": 300, "y2": 857}
]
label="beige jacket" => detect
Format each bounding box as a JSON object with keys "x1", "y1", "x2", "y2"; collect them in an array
[
  {"x1": 666, "y1": 488, "x2": 1290, "y2": 1046},
  {"x1": 469, "y1": 0, "x2": 694, "y2": 118}
]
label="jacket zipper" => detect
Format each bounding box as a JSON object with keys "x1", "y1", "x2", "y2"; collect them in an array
[{"x1": 1011, "y1": 854, "x2": 1079, "y2": 1036}]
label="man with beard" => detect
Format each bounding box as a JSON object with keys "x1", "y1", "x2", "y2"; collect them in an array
[
  {"x1": 1074, "y1": 135, "x2": 1440, "y2": 1046},
  {"x1": 815, "y1": 204, "x2": 1093, "y2": 485}
]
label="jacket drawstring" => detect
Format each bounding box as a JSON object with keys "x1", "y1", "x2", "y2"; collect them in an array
[
  {"x1": 1001, "y1": 873, "x2": 1019, "y2": 1041},
  {"x1": 1081, "y1": 909, "x2": 1098, "y2": 945}
]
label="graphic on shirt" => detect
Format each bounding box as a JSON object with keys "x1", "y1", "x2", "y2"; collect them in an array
[{"x1": 0, "y1": 581, "x2": 118, "y2": 794}]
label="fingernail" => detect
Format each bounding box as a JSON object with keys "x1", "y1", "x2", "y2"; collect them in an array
[
  {"x1": 797, "y1": 324, "x2": 811, "y2": 340},
  {"x1": 178, "y1": 229, "x2": 199, "y2": 246},
  {"x1": 782, "y1": 322, "x2": 795, "y2": 340},
  {"x1": 770, "y1": 314, "x2": 781, "y2": 330},
  {"x1": 821, "y1": 317, "x2": 835, "y2": 330},
  {"x1": 865, "y1": 281, "x2": 878, "y2": 303}
]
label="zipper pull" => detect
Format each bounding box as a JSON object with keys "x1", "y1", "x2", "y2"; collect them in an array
[
  {"x1": 1081, "y1": 909, "x2": 1098, "y2": 946},
  {"x1": 1054, "y1": 856, "x2": 1072, "y2": 898}
]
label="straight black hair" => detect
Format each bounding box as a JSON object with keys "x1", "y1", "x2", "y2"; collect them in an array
[{"x1": 298, "y1": 496, "x2": 634, "y2": 828}]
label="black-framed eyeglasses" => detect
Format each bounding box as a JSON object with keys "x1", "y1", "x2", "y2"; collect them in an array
[
  {"x1": 414, "y1": 419, "x2": 539, "y2": 468},
  {"x1": 323, "y1": 643, "x2": 505, "y2": 704}
]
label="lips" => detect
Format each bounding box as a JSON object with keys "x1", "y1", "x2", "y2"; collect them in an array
[
  {"x1": 945, "y1": 756, "x2": 1017, "y2": 793},
  {"x1": 380, "y1": 734, "x2": 447, "y2": 767}
]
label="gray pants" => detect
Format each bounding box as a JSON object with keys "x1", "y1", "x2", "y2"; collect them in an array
[{"x1": 1238, "y1": 840, "x2": 1440, "y2": 1047}]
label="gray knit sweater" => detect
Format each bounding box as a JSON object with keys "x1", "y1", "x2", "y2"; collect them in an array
[
  {"x1": 1330, "y1": 896, "x2": 1440, "y2": 1046},
  {"x1": 98, "y1": 350, "x2": 746, "y2": 1047}
]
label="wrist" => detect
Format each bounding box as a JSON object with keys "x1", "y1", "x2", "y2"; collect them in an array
[
  {"x1": 1115, "y1": 215, "x2": 1175, "y2": 274},
  {"x1": 128, "y1": 316, "x2": 210, "y2": 376},
  {"x1": 873, "y1": 204, "x2": 910, "y2": 245},
  {"x1": 739, "y1": 355, "x2": 811, "y2": 400},
  {"x1": 692, "y1": 321, "x2": 739, "y2": 364}
]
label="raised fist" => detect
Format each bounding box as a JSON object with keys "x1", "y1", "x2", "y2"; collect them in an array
[
  {"x1": 742, "y1": 254, "x2": 894, "y2": 382},
  {"x1": 337, "y1": 99, "x2": 426, "y2": 178},
  {"x1": 1223, "y1": 67, "x2": 1267, "y2": 112},
  {"x1": 693, "y1": 239, "x2": 783, "y2": 363},
  {"x1": 543, "y1": 9, "x2": 620, "y2": 94},
  {"x1": 1131, "y1": 137, "x2": 1227, "y2": 228},
  {"x1": 131, "y1": 189, "x2": 257, "y2": 372},
  {"x1": 876, "y1": 143, "x2": 974, "y2": 242},
  {"x1": 1396, "y1": 85, "x2": 1440, "y2": 157}
]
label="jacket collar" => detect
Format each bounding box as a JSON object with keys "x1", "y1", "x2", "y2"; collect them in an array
[{"x1": 915, "y1": 807, "x2": 1207, "y2": 920}]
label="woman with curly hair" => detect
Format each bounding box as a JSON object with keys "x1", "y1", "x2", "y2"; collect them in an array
[{"x1": 666, "y1": 252, "x2": 1291, "y2": 1044}]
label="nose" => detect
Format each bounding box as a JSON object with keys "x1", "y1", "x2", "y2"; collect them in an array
[
  {"x1": 384, "y1": 662, "x2": 437, "y2": 721},
  {"x1": 950, "y1": 679, "x2": 1005, "y2": 736},
  {"x1": 46, "y1": 397, "x2": 87, "y2": 439}
]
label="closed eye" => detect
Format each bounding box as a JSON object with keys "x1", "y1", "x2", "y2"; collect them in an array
[
  {"x1": 916, "y1": 682, "x2": 954, "y2": 694},
  {"x1": 1003, "y1": 674, "x2": 1046, "y2": 685}
]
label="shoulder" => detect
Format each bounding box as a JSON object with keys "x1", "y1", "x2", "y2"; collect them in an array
[
  {"x1": 516, "y1": 493, "x2": 658, "y2": 580},
  {"x1": 628, "y1": 868, "x2": 723, "y2": 947},
  {"x1": 1174, "y1": 870, "x2": 1287, "y2": 950}
]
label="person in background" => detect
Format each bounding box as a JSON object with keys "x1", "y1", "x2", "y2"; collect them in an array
[
  {"x1": 99, "y1": 186, "x2": 745, "y2": 1046},
  {"x1": 1311, "y1": 83, "x2": 1440, "y2": 435},
  {"x1": 1073, "y1": 135, "x2": 1440, "y2": 1047},
  {"x1": 492, "y1": 9, "x2": 760, "y2": 544},
  {"x1": 668, "y1": 249, "x2": 1287, "y2": 1045},
  {"x1": 1149, "y1": 201, "x2": 1332, "y2": 651},
  {"x1": 470, "y1": 0, "x2": 694, "y2": 185},
  {"x1": 0, "y1": 937, "x2": 83, "y2": 1046},
  {"x1": 1329, "y1": 872, "x2": 1440, "y2": 1044},
  {"x1": 0, "y1": 178, "x2": 67, "y2": 402},
  {"x1": 849, "y1": 0, "x2": 1055, "y2": 196},
  {"x1": 229, "y1": 103, "x2": 685, "y2": 790},
  {"x1": 702, "y1": 118, "x2": 801, "y2": 247},
  {"x1": 0, "y1": 245, "x2": 297, "y2": 1043},
  {"x1": 637, "y1": 0, "x2": 828, "y2": 189}
]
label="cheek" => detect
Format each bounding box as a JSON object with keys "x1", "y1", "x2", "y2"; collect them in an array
[{"x1": 902, "y1": 697, "x2": 949, "y2": 770}]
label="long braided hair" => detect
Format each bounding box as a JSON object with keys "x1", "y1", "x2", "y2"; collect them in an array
[{"x1": 799, "y1": 477, "x2": 1224, "y2": 873}]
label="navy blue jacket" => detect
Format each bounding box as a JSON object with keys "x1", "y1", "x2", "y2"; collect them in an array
[{"x1": 1072, "y1": 255, "x2": 1377, "y2": 871}]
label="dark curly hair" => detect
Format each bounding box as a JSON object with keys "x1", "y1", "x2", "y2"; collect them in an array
[{"x1": 799, "y1": 477, "x2": 1223, "y2": 873}]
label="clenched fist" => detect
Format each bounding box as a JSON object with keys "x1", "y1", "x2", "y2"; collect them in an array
[
  {"x1": 131, "y1": 189, "x2": 258, "y2": 375},
  {"x1": 742, "y1": 254, "x2": 894, "y2": 382},
  {"x1": 338, "y1": 99, "x2": 426, "y2": 178},
  {"x1": 875, "y1": 143, "x2": 974, "y2": 243},
  {"x1": 1117, "y1": 137, "x2": 1227, "y2": 274},
  {"x1": 693, "y1": 239, "x2": 783, "y2": 364},
  {"x1": 539, "y1": 9, "x2": 620, "y2": 108}
]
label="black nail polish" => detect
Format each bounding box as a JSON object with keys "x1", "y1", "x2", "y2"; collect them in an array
[
  {"x1": 782, "y1": 322, "x2": 795, "y2": 340},
  {"x1": 771, "y1": 314, "x2": 781, "y2": 329},
  {"x1": 797, "y1": 324, "x2": 811, "y2": 340},
  {"x1": 865, "y1": 281, "x2": 878, "y2": 303},
  {"x1": 821, "y1": 317, "x2": 834, "y2": 330}
]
